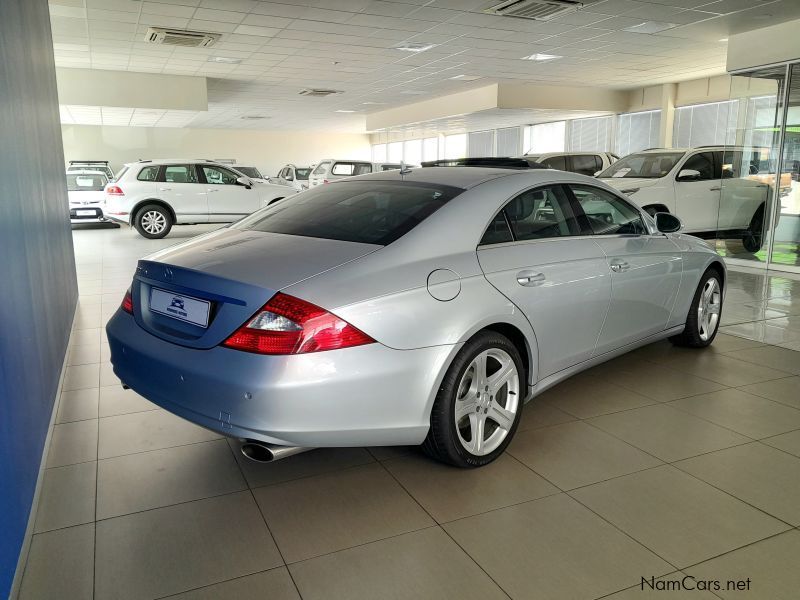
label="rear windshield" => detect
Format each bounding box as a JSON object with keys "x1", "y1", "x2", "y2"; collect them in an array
[
  {"x1": 295, "y1": 168, "x2": 311, "y2": 180},
  {"x1": 598, "y1": 152, "x2": 685, "y2": 179},
  {"x1": 67, "y1": 173, "x2": 107, "y2": 191},
  {"x1": 233, "y1": 180, "x2": 462, "y2": 245}
]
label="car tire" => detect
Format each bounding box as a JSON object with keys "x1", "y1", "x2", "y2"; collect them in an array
[
  {"x1": 669, "y1": 267, "x2": 723, "y2": 348},
  {"x1": 134, "y1": 204, "x2": 173, "y2": 239},
  {"x1": 422, "y1": 331, "x2": 525, "y2": 467},
  {"x1": 742, "y1": 205, "x2": 764, "y2": 253}
]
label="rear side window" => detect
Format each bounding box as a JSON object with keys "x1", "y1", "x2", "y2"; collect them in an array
[
  {"x1": 331, "y1": 162, "x2": 372, "y2": 176},
  {"x1": 380, "y1": 164, "x2": 402, "y2": 171},
  {"x1": 163, "y1": 165, "x2": 198, "y2": 183},
  {"x1": 503, "y1": 185, "x2": 581, "y2": 241},
  {"x1": 480, "y1": 212, "x2": 513, "y2": 245},
  {"x1": 234, "y1": 181, "x2": 461, "y2": 245},
  {"x1": 137, "y1": 165, "x2": 160, "y2": 181}
]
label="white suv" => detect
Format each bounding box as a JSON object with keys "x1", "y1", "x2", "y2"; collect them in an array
[
  {"x1": 67, "y1": 170, "x2": 109, "y2": 223},
  {"x1": 67, "y1": 160, "x2": 116, "y2": 181},
  {"x1": 308, "y1": 160, "x2": 404, "y2": 187},
  {"x1": 105, "y1": 159, "x2": 296, "y2": 238},
  {"x1": 598, "y1": 147, "x2": 771, "y2": 250},
  {"x1": 274, "y1": 164, "x2": 312, "y2": 191}
]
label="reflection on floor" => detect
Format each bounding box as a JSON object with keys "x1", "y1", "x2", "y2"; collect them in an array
[{"x1": 17, "y1": 224, "x2": 800, "y2": 600}]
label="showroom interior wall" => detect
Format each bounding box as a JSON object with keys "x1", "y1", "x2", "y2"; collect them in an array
[
  {"x1": 0, "y1": 0, "x2": 78, "y2": 597},
  {"x1": 61, "y1": 125, "x2": 371, "y2": 176}
]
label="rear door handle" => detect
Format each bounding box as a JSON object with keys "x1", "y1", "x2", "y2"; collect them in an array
[
  {"x1": 207, "y1": 189, "x2": 219, "y2": 193},
  {"x1": 158, "y1": 187, "x2": 171, "y2": 191},
  {"x1": 516, "y1": 271, "x2": 545, "y2": 286},
  {"x1": 610, "y1": 260, "x2": 630, "y2": 273},
  {"x1": 709, "y1": 186, "x2": 722, "y2": 191}
]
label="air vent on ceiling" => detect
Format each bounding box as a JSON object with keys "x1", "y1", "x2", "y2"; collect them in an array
[
  {"x1": 484, "y1": 0, "x2": 591, "y2": 21},
  {"x1": 145, "y1": 27, "x2": 220, "y2": 48},
  {"x1": 298, "y1": 88, "x2": 343, "y2": 97}
]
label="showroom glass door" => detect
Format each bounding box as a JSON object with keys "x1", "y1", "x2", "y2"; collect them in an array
[
  {"x1": 771, "y1": 63, "x2": 800, "y2": 269},
  {"x1": 718, "y1": 66, "x2": 787, "y2": 266}
]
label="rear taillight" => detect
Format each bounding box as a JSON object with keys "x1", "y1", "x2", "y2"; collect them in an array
[
  {"x1": 106, "y1": 185, "x2": 124, "y2": 196},
  {"x1": 222, "y1": 293, "x2": 374, "y2": 355},
  {"x1": 121, "y1": 289, "x2": 133, "y2": 314},
  {"x1": 323, "y1": 179, "x2": 329, "y2": 184}
]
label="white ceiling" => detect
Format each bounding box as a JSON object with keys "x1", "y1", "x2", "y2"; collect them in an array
[{"x1": 49, "y1": 0, "x2": 800, "y2": 132}]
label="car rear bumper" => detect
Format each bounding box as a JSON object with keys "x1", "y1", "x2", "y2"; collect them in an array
[{"x1": 106, "y1": 310, "x2": 455, "y2": 447}]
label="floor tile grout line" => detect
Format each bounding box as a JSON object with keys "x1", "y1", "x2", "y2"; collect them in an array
[
  {"x1": 374, "y1": 459, "x2": 514, "y2": 600},
  {"x1": 151, "y1": 565, "x2": 292, "y2": 600},
  {"x1": 242, "y1": 456, "x2": 378, "y2": 492},
  {"x1": 221, "y1": 437, "x2": 306, "y2": 600}
]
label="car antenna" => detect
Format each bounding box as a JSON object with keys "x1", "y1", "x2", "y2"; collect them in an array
[{"x1": 399, "y1": 160, "x2": 412, "y2": 177}]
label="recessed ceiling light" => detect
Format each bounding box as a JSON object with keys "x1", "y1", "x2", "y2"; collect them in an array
[
  {"x1": 449, "y1": 74, "x2": 482, "y2": 81},
  {"x1": 335, "y1": 109, "x2": 356, "y2": 113},
  {"x1": 361, "y1": 101, "x2": 386, "y2": 105},
  {"x1": 208, "y1": 56, "x2": 241, "y2": 64},
  {"x1": 240, "y1": 115, "x2": 269, "y2": 120},
  {"x1": 520, "y1": 53, "x2": 561, "y2": 61},
  {"x1": 622, "y1": 21, "x2": 678, "y2": 34},
  {"x1": 718, "y1": 37, "x2": 728, "y2": 42},
  {"x1": 394, "y1": 42, "x2": 437, "y2": 53},
  {"x1": 400, "y1": 90, "x2": 426, "y2": 95}
]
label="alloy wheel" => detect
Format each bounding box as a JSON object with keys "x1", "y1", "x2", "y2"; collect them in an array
[
  {"x1": 454, "y1": 348, "x2": 520, "y2": 456},
  {"x1": 141, "y1": 210, "x2": 167, "y2": 235},
  {"x1": 697, "y1": 277, "x2": 721, "y2": 341}
]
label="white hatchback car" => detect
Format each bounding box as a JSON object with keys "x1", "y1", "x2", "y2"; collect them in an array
[
  {"x1": 308, "y1": 160, "x2": 404, "y2": 187},
  {"x1": 67, "y1": 170, "x2": 109, "y2": 223},
  {"x1": 598, "y1": 147, "x2": 771, "y2": 251},
  {"x1": 105, "y1": 159, "x2": 296, "y2": 238},
  {"x1": 274, "y1": 164, "x2": 312, "y2": 191}
]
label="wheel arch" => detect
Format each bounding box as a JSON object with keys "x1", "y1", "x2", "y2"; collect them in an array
[{"x1": 131, "y1": 199, "x2": 176, "y2": 225}]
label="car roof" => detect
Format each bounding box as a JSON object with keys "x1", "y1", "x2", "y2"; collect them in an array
[
  {"x1": 331, "y1": 166, "x2": 548, "y2": 189},
  {"x1": 124, "y1": 159, "x2": 234, "y2": 167},
  {"x1": 66, "y1": 169, "x2": 107, "y2": 176}
]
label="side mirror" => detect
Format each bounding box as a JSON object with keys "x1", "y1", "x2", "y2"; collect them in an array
[
  {"x1": 593, "y1": 170, "x2": 602, "y2": 177},
  {"x1": 654, "y1": 212, "x2": 682, "y2": 234},
  {"x1": 285, "y1": 173, "x2": 294, "y2": 181},
  {"x1": 676, "y1": 169, "x2": 701, "y2": 182},
  {"x1": 235, "y1": 176, "x2": 252, "y2": 189}
]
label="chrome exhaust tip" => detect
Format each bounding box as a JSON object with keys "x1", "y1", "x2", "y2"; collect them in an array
[{"x1": 240, "y1": 441, "x2": 310, "y2": 463}]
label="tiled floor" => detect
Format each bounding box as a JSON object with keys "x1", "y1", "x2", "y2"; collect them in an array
[{"x1": 16, "y1": 224, "x2": 800, "y2": 600}]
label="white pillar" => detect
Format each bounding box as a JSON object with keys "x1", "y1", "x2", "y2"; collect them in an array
[{"x1": 659, "y1": 83, "x2": 677, "y2": 148}]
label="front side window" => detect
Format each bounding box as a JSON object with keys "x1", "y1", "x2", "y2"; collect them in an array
[
  {"x1": 571, "y1": 154, "x2": 601, "y2": 175},
  {"x1": 163, "y1": 165, "x2": 198, "y2": 184},
  {"x1": 679, "y1": 152, "x2": 715, "y2": 181},
  {"x1": 295, "y1": 168, "x2": 311, "y2": 180},
  {"x1": 234, "y1": 181, "x2": 461, "y2": 245},
  {"x1": 235, "y1": 166, "x2": 262, "y2": 179},
  {"x1": 570, "y1": 184, "x2": 647, "y2": 235},
  {"x1": 598, "y1": 152, "x2": 684, "y2": 179},
  {"x1": 541, "y1": 155, "x2": 566, "y2": 170},
  {"x1": 202, "y1": 165, "x2": 239, "y2": 185},
  {"x1": 137, "y1": 165, "x2": 160, "y2": 181},
  {"x1": 503, "y1": 185, "x2": 581, "y2": 241}
]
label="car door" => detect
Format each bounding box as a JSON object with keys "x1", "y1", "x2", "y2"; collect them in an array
[
  {"x1": 200, "y1": 164, "x2": 260, "y2": 222},
  {"x1": 477, "y1": 184, "x2": 612, "y2": 378},
  {"x1": 674, "y1": 151, "x2": 720, "y2": 232},
  {"x1": 568, "y1": 183, "x2": 683, "y2": 353},
  {"x1": 158, "y1": 164, "x2": 208, "y2": 223},
  {"x1": 717, "y1": 150, "x2": 770, "y2": 230}
]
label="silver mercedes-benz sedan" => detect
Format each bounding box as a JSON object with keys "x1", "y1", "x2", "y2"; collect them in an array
[{"x1": 106, "y1": 166, "x2": 725, "y2": 467}]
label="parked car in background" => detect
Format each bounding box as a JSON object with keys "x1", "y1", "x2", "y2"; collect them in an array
[
  {"x1": 67, "y1": 160, "x2": 116, "y2": 181},
  {"x1": 521, "y1": 152, "x2": 618, "y2": 175},
  {"x1": 598, "y1": 146, "x2": 771, "y2": 251},
  {"x1": 308, "y1": 160, "x2": 408, "y2": 187},
  {"x1": 104, "y1": 159, "x2": 297, "y2": 239},
  {"x1": 231, "y1": 166, "x2": 269, "y2": 184},
  {"x1": 67, "y1": 170, "x2": 109, "y2": 223},
  {"x1": 107, "y1": 166, "x2": 725, "y2": 468},
  {"x1": 274, "y1": 164, "x2": 312, "y2": 191}
]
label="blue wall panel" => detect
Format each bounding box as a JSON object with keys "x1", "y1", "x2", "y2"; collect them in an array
[{"x1": 0, "y1": 0, "x2": 78, "y2": 596}]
